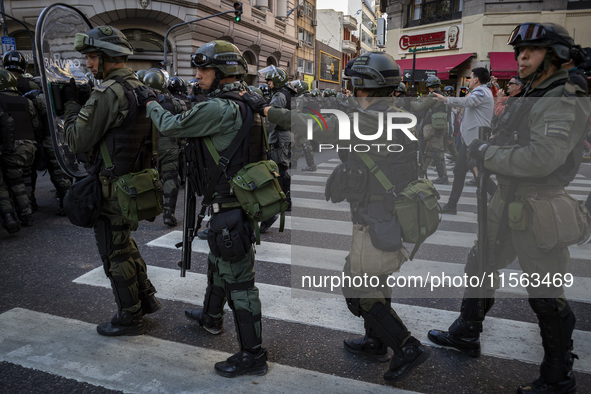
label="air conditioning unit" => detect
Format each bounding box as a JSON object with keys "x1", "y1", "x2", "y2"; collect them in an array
[
  {"x1": 312, "y1": 19, "x2": 317, "y2": 26},
  {"x1": 296, "y1": 41, "x2": 302, "y2": 48}
]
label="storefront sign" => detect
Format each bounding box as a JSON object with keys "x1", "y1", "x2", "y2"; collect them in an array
[{"x1": 398, "y1": 25, "x2": 463, "y2": 55}]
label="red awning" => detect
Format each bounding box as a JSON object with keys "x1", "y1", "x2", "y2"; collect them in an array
[
  {"x1": 396, "y1": 53, "x2": 474, "y2": 81},
  {"x1": 490, "y1": 52, "x2": 518, "y2": 80}
]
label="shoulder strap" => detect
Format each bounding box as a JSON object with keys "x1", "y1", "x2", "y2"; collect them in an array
[
  {"x1": 356, "y1": 152, "x2": 396, "y2": 193},
  {"x1": 200, "y1": 99, "x2": 253, "y2": 206}
]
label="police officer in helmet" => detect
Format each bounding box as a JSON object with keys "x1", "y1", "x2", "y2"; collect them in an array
[
  {"x1": 135, "y1": 40, "x2": 269, "y2": 378},
  {"x1": 428, "y1": 23, "x2": 591, "y2": 393},
  {"x1": 242, "y1": 51, "x2": 430, "y2": 384},
  {"x1": 63, "y1": 25, "x2": 162, "y2": 336}
]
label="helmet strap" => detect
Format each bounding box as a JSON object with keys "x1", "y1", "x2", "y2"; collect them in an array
[{"x1": 96, "y1": 55, "x2": 105, "y2": 80}]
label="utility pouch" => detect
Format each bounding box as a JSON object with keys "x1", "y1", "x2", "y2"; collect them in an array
[
  {"x1": 230, "y1": 160, "x2": 287, "y2": 223},
  {"x1": 207, "y1": 209, "x2": 255, "y2": 263},
  {"x1": 431, "y1": 112, "x2": 448, "y2": 130},
  {"x1": 527, "y1": 192, "x2": 591, "y2": 250},
  {"x1": 325, "y1": 162, "x2": 368, "y2": 203},
  {"x1": 114, "y1": 168, "x2": 163, "y2": 231},
  {"x1": 359, "y1": 200, "x2": 403, "y2": 252},
  {"x1": 394, "y1": 178, "x2": 441, "y2": 259},
  {"x1": 508, "y1": 201, "x2": 527, "y2": 231},
  {"x1": 349, "y1": 224, "x2": 408, "y2": 276},
  {"x1": 63, "y1": 173, "x2": 102, "y2": 228}
]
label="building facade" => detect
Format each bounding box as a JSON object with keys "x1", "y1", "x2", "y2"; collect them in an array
[
  {"x1": 294, "y1": 0, "x2": 317, "y2": 87},
  {"x1": 382, "y1": 0, "x2": 591, "y2": 93},
  {"x1": 2, "y1": 0, "x2": 299, "y2": 85}
]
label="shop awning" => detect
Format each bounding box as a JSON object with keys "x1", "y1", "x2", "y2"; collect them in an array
[
  {"x1": 490, "y1": 52, "x2": 518, "y2": 80},
  {"x1": 396, "y1": 53, "x2": 474, "y2": 81}
]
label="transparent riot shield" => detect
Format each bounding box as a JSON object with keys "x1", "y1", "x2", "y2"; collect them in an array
[{"x1": 35, "y1": 4, "x2": 93, "y2": 178}]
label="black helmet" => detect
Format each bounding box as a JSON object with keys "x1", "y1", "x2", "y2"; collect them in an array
[
  {"x1": 2, "y1": 51, "x2": 27, "y2": 74},
  {"x1": 344, "y1": 52, "x2": 401, "y2": 89},
  {"x1": 425, "y1": 75, "x2": 441, "y2": 88},
  {"x1": 191, "y1": 40, "x2": 247, "y2": 77},
  {"x1": 0, "y1": 69, "x2": 18, "y2": 92},
  {"x1": 507, "y1": 23, "x2": 573, "y2": 62},
  {"x1": 443, "y1": 85, "x2": 455, "y2": 94},
  {"x1": 143, "y1": 69, "x2": 167, "y2": 93},
  {"x1": 74, "y1": 25, "x2": 133, "y2": 59},
  {"x1": 168, "y1": 76, "x2": 187, "y2": 95}
]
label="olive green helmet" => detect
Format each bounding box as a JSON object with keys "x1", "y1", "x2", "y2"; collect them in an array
[
  {"x1": 322, "y1": 88, "x2": 336, "y2": 97},
  {"x1": 74, "y1": 25, "x2": 133, "y2": 59},
  {"x1": 396, "y1": 82, "x2": 407, "y2": 92},
  {"x1": 309, "y1": 88, "x2": 321, "y2": 97},
  {"x1": 290, "y1": 79, "x2": 309, "y2": 95},
  {"x1": 191, "y1": 40, "x2": 247, "y2": 77},
  {"x1": 0, "y1": 69, "x2": 18, "y2": 92},
  {"x1": 143, "y1": 70, "x2": 167, "y2": 93},
  {"x1": 344, "y1": 52, "x2": 401, "y2": 89},
  {"x1": 425, "y1": 75, "x2": 441, "y2": 88},
  {"x1": 260, "y1": 65, "x2": 288, "y2": 89},
  {"x1": 136, "y1": 69, "x2": 147, "y2": 81}
]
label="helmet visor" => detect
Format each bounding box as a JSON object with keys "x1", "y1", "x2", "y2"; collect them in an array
[
  {"x1": 507, "y1": 23, "x2": 547, "y2": 46},
  {"x1": 258, "y1": 65, "x2": 279, "y2": 80}
]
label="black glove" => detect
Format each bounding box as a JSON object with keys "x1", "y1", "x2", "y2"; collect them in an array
[
  {"x1": 467, "y1": 138, "x2": 490, "y2": 165},
  {"x1": 63, "y1": 78, "x2": 79, "y2": 103},
  {"x1": 78, "y1": 83, "x2": 92, "y2": 104},
  {"x1": 134, "y1": 85, "x2": 158, "y2": 106},
  {"x1": 242, "y1": 91, "x2": 269, "y2": 116}
]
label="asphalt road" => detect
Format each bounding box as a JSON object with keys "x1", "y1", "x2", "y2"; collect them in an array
[{"x1": 1, "y1": 150, "x2": 590, "y2": 393}]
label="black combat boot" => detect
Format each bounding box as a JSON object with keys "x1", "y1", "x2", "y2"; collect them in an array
[
  {"x1": 2, "y1": 212, "x2": 20, "y2": 234},
  {"x1": 185, "y1": 308, "x2": 224, "y2": 335},
  {"x1": 432, "y1": 176, "x2": 449, "y2": 185},
  {"x1": 301, "y1": 165, "x2": 317, "y2": 172},
  {"x1": 344, "y1": 328, "x2": 390, "y2": 362},
  {"x1": 428, "y1": 298, "x2": 493, "y2": 357},
  {"x1": 517, "y1": 299, "x2": 577, "y2": 394},
  {"x1": 163, "y1": 208, "x2": 178, "y2": 227},
  {"x1": 214, "y1": 348, "x2": 268, "y2": 378},
  {"x1": 19, "y1": 213, "x2": 33, "y2": 227},
  {"x1": 96, "y1": 310, "x2": 145, "y2": 336},
  {"x1": 384, "y1": 337, "x2": 430, "y2": 383}
]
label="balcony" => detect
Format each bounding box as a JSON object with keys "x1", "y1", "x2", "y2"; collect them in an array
[
  {"x1": 342, "y1": 15, "x2": 358, "y2": 32},
  {"x1": 342, "y1": 40, "x2": 357, "y2": 54}
]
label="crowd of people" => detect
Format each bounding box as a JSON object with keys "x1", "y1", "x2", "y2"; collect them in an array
[{"x1": 1, "y1": 20, "x2": 591, "y2": 394}]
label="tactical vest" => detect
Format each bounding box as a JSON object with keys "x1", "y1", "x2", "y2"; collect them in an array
[
  {"x1": 347, "y1": 103, "x2": 418, "y2": 199},
  {"x1": 16, "y1": 77, "x2": 39, "y2": 96},
  {"x1": 492, "y1": 78, "x2": 583, "y2": 184},
  {"x1": 97, "y1": 77, "x2": 153, "y2": 177},
  {"x1": 191, "y1": 91, "x2": 266, "y2": 201},
  {"x1": 274, "y1": 86, "x2": 294, "y2": 132},
  {"x1": 0, "y1": 93, "x2": 35, "y2": 143}
]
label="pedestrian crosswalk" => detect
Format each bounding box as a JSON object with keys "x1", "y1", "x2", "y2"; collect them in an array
[{"x1": 1, "y1": 157, "x2": 590, "y2": 392}]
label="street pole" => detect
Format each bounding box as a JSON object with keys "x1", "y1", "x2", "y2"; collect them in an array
[
  {"x1": 410, "y1": 46, "x2": 416, "y2": 97},
  {"x1": 0, "y1": 0, "x2": 8, "y2": 36},
  {"x1": 162, "y1": 9, "x2": 237, "y2": 71}
]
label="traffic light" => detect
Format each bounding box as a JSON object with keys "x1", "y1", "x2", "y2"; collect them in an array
[{"x1": 233, "y1": 2, "x2": 243, "y2": 22}]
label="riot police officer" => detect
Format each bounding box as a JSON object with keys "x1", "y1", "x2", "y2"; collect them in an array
[
  {"x1": 143, "y1": 70, "x2": 186, "y2": 226},
  {"x1": 393, "y1": 82, "x2": 411, "y2": 111},
  {"x1": 134, "y1": 40, "x2": 269, "y2": 378},
  {"x1": 411, "y1": 76, "x2": 449, "y2": 184},
  {"x1": 242, "y1": 51, "x2": 430, "y2": 384},
  {"x1": 290, "y1": 79, "x2": 317, "y2": 171},
  {"x1": 0, "y1": 69, "x2": 40, "y2": 229},
  {"x1": 428, "y1": 23, "x2": 591, "y2": 393},
  {"x1": 263, "y1": 67, "x2": 294, "y2": 216},
  {"x1": 63, "y1": 25, "x2": 162, "y2": 336}
]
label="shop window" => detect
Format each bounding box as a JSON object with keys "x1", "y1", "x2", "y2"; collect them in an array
[{"x1": 407, "y1": 0, "x2": 463, "y2": 27}]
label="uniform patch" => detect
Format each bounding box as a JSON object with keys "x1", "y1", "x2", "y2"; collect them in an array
[
  {"x1": 545, "y1": 121, "x2": 570, "y2": 139},
  {"x1": 78, "y1": 108, "x2": 90, "y2": 122},
  {"x1": 99, "y1": 26, "x2": 113, "y2": 36},
  {"x1": 179, "y1": 109, "x2": 192, "y2": 122}
]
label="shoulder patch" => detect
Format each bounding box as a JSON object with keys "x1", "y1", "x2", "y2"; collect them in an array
[
  {"x1": 94, "y1": 79, "x2": 116, "y2": 92},
  {"x1": 78, "y1": 108, "x2": 90, "y2": 123},
  {"x1": 179, "y1": 109, "x2": 192, "y2": 122}
]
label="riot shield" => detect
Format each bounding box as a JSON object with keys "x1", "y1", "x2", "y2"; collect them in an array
[{"x1": 35, "y1": 4, "x2": 93, "y2": 178}]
